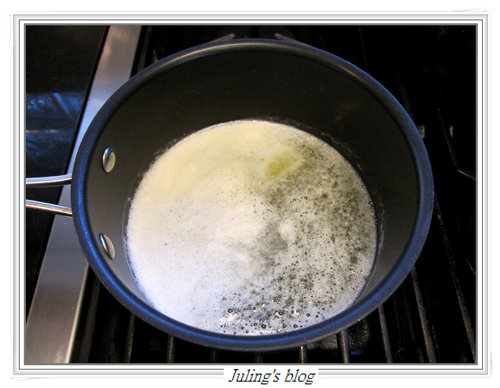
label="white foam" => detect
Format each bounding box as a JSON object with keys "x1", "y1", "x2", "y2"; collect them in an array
[{"x1": 126, "y1": 120, "x2": 377, "y2": 335}]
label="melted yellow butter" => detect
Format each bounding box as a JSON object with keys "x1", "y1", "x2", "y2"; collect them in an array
[{"x1": 264, "y1": 149, "x2": 302, "y2": 180}]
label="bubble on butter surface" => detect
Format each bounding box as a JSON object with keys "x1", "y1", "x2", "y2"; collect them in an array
[{"x1": 126, "y1": 120, "x2": 377, "y2": 335}]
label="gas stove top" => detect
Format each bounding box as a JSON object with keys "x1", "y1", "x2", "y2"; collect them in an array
[{"x1": 24, "y1": 22, "x2": 478, "y2": 367}]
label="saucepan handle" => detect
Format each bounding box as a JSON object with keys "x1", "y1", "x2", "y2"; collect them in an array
[{"x1": 25, "y1": 174, "x2": 73, "y2": 217}]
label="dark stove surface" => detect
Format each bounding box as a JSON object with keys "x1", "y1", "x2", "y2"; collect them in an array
[{"x1": 25, "y1": 24, "x2": 477, "y2": 365}]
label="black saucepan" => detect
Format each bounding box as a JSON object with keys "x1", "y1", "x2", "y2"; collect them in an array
[{"x1": 27, "y1": 39, "x2": 434, "y2": 351}]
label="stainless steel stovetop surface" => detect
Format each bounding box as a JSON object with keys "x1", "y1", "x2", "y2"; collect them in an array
[{"x1": 25, "y1": 26, "x2": 142, "y2": 364}]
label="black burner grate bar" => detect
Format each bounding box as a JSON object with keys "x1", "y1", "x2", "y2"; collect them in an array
[
  {"x1": 123, "y1": 313, "x2": 135, "y2": 363},
  {"x1": 166, "y1": 335, "x2": 176, "y2": 363},
  {"x1": 337, "y1": 330, "x2": 350, "y2": 363},
  {"x1": 210, "y1": 349, "x2": 218, "y2": 363},
  {"x1": 298, "y1": 346, "x2": 308, "y2": 363},
  {"x1": 410, "y1": 268, "x2": 437, "y2": 362},
  {"x1": 378, "y1": 305, "x2": 393, "y2": 362},
  {"x1": 433, "y1": 199, "x2": 477, "y2": 362}
]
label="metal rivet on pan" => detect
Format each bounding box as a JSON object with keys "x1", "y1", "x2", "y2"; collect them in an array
[
  {"x1": 99, "y1": 233, "x2": 115, "y2": 259},
  {"x1": 102, "y1": 147, "x2": 116, "y2": 173}
]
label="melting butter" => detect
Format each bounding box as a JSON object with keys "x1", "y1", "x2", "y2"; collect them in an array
[
  {"x1": 265, "y1": 149, "x2": 302, "y2": 180},
  {"x1": 126, "y1": 119, "x2": 377, "y2": 335}
]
